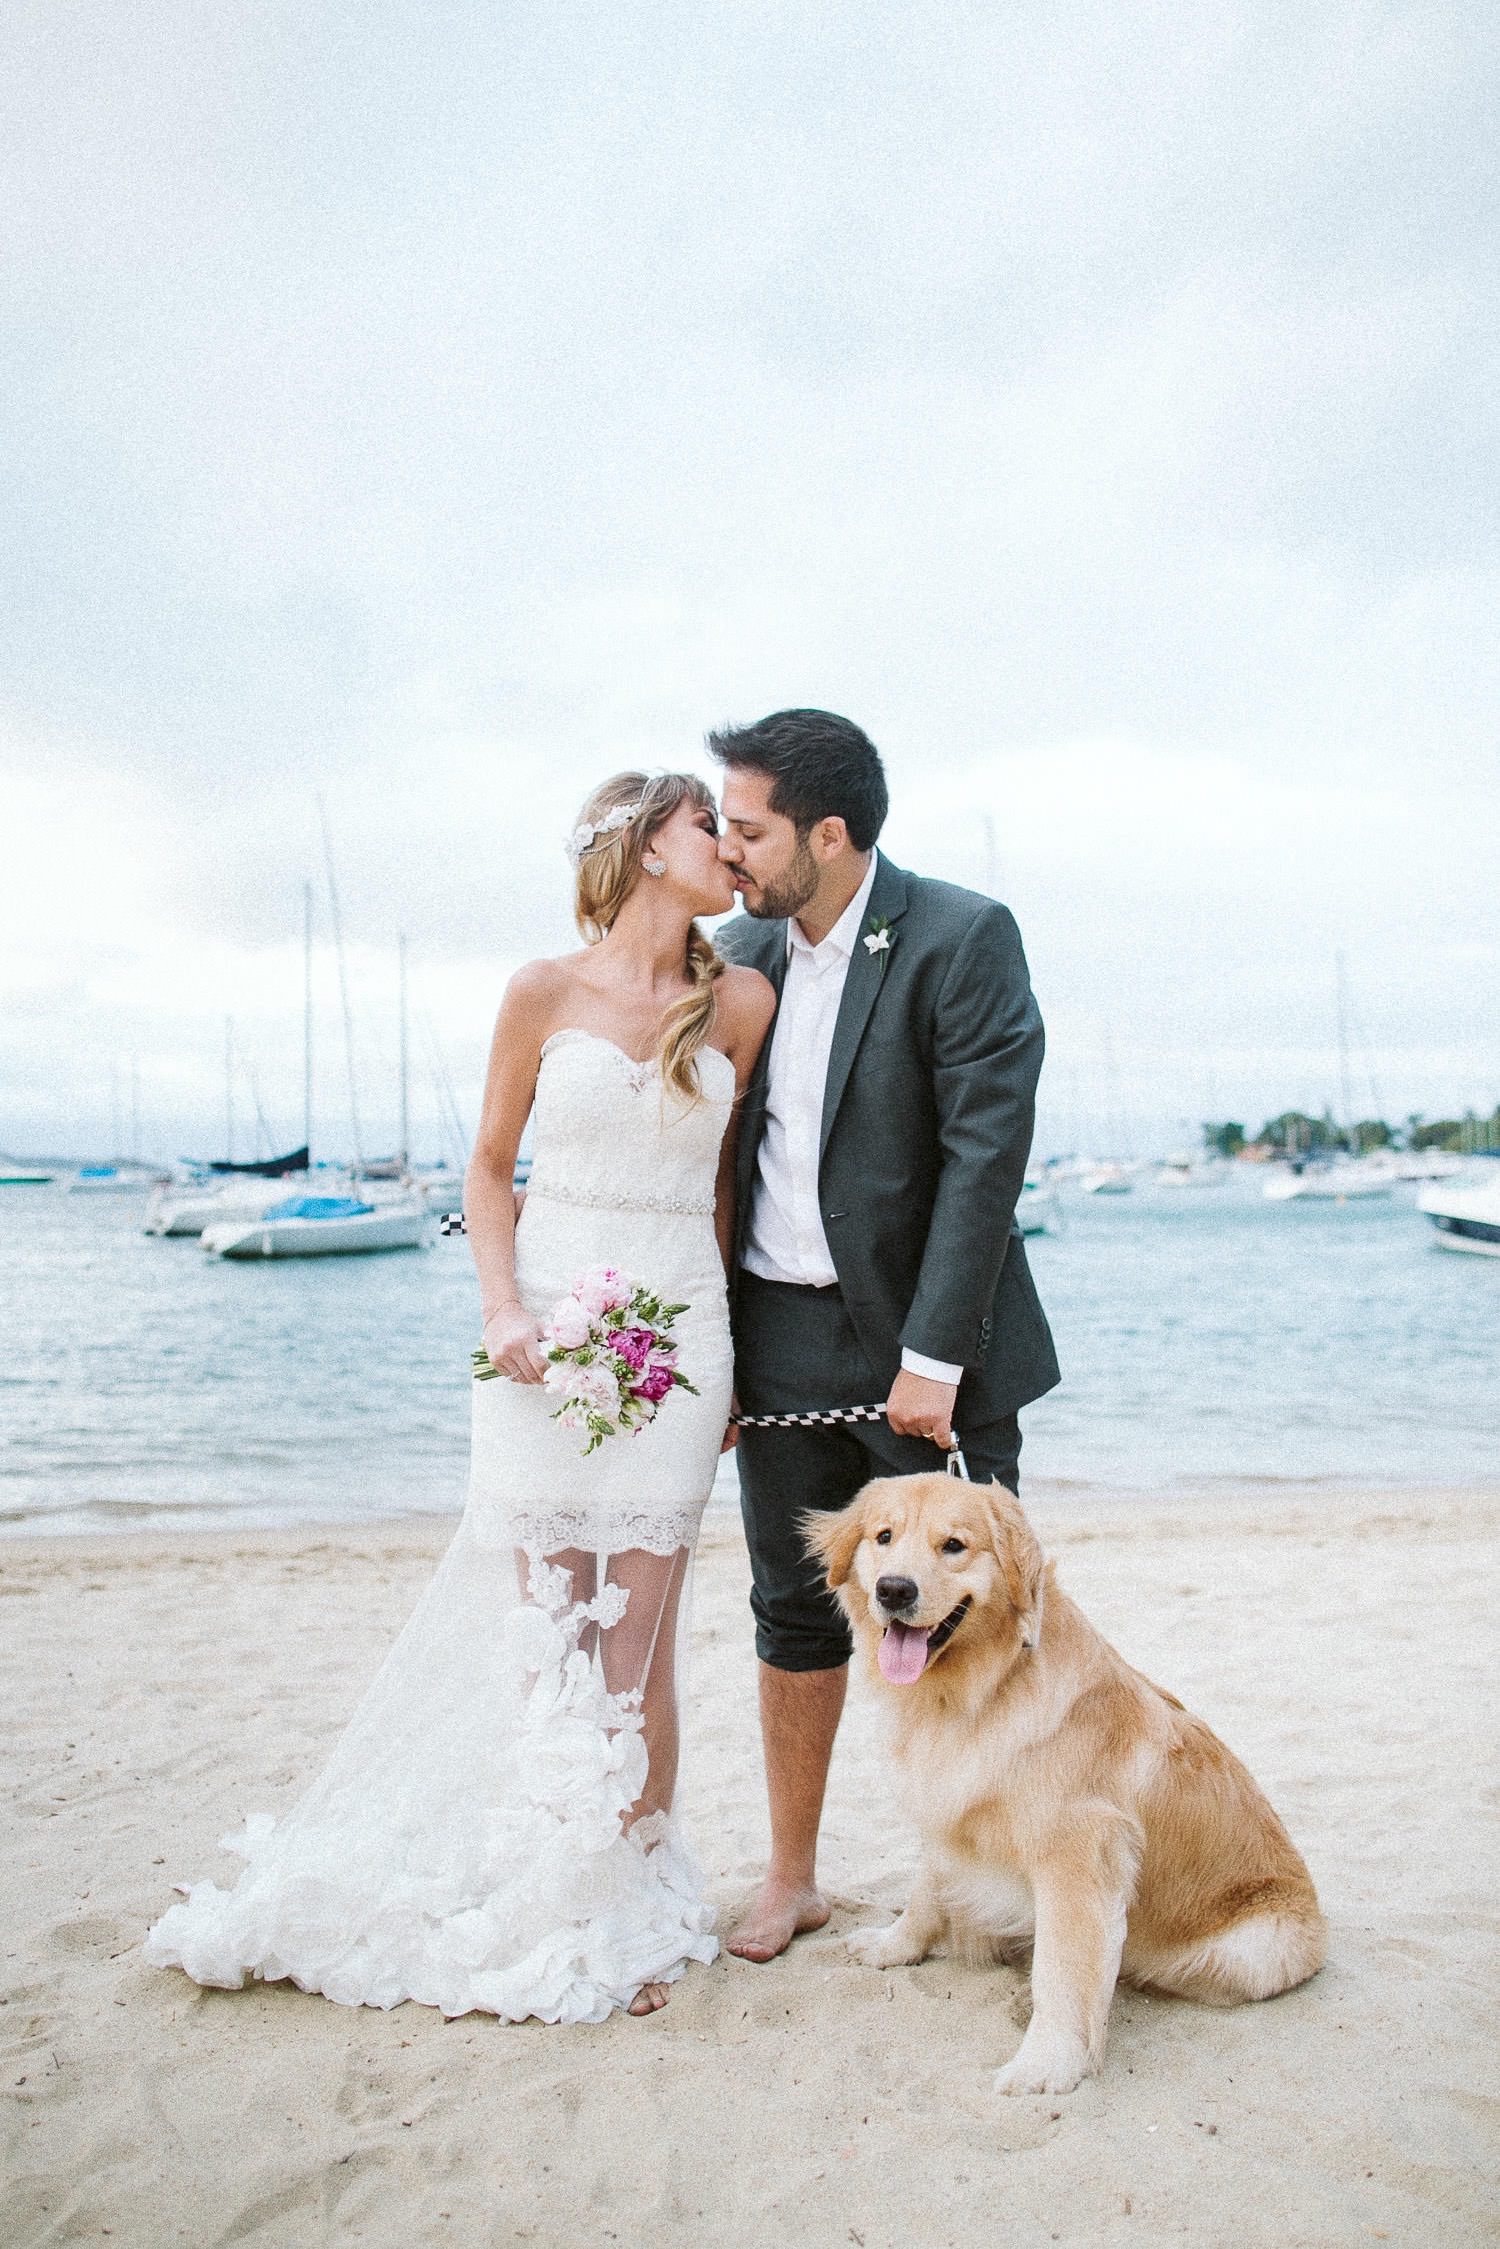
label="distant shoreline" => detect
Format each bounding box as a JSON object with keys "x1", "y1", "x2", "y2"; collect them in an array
[{"x1": 4, "y1": 1473, "x2": 1495, "y2": 1552}]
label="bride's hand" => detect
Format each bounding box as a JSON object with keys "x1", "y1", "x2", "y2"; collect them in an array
[{"x1": 482, "y1": 1304, "x2": 548, "y2": 1384}]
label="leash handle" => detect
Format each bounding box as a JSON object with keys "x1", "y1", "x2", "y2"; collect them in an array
[{"x1": 732, "y1": 1400, "x2": 970, "y2": 1478}]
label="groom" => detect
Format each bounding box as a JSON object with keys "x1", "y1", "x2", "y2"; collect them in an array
[{"x1": 711, "y1": 709, "x2": 1060, "y2": 1962}]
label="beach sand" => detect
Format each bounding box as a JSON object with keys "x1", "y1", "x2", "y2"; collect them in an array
[{"x1": 2, "y1": 1484, "x2": 1496, "y2": 2249}]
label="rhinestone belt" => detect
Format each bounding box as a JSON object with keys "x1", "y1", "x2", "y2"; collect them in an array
[{"x1": 524, "y1": 1176, "x2": 715, "y2": 1218}]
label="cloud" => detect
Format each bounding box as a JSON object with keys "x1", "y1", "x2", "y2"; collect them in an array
[{"x1": 1, "y1": 1, "x2": 1496, "y2": 1152}]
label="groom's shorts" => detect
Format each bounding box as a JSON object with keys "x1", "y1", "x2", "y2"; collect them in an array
[{"x1": 733, "y1": 1273, "x2": 1022, "y2": 1673}]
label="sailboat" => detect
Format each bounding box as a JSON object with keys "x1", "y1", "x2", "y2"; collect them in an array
[
  {"x1": 202, "y1": 839, "x2": 429, "y2": 1261},
  {"x1": 70, "y1": 1060, "x2": 168, "y2": 1190},
  {"x1": 149, "y1": 911, "x2": 319, "y2": 1237},
  {"x1": 202, "y1": 1193, "x2": 430, "y2": 1259},
  {"x1": 1264, "y1": 955, "x2": 1395, "y2": 1203}
]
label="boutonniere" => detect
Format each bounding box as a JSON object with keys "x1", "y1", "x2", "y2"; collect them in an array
[{"x1": 863, "y1": 915, "x2": 895, "y2": 975}]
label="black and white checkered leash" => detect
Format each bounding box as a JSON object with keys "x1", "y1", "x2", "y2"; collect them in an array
[
  {"x1": 440, "y1": 1214, "x2": 971, "y2": 1478},
  {"x1": 731, "y1": 1402, "x2": 971, "y2": 1479}
]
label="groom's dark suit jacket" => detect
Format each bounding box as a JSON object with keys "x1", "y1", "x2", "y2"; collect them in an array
[{"x1": 716, "y1": 853, "x2": 1060, "y2": 1434}]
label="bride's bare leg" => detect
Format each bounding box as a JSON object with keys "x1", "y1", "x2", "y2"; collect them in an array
[
  {"x1": 521, "y1": 1547, "x2": 600, "y2": 1661},
  {"x1": 599, "y1": 1546, "x2": 691, "y2": 2018},
  {"x1": 601, "y1": 1546, "x2": 690, "y2": 1827}
]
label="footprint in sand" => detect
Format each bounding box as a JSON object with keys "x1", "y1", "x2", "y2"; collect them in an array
[
  {"x1": 47, "y1": 1914, "x2": 133, "y2": 1958},
  {"x1": 334, "y1": 2061, "x2": 404, "y2": 2126}
]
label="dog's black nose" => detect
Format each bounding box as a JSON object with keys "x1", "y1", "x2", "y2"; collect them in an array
[{"x1": 875, "y1": 1574, "x2": 919, "y2": 1613}]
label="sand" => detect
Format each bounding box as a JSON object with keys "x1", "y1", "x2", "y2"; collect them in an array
[{"x1": 2, "y1": 1483, "x2": 1497, "y2": 2249}]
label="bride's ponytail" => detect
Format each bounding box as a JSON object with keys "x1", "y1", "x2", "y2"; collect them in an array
[{"x1": 658, "y1": 923, "x2": 724, "y2": 1105}]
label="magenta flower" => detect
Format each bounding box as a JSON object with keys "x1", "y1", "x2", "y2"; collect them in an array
[
  {"x1": 606, "y1": 1325, "x2": 656, "y2": 1372},
  {"x1": 633, "y1": 1364, "x2": 675, "y2": 1404}
]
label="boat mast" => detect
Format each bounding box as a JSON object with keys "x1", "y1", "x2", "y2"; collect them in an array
[
  {"x1": 316, "y1": 794, "x2": 365, "y2": 1177},
  {"x1": 1335, "y1": 949, "x2": 1353, "y2": 1146},
  {"x1": 397, "y1": 932, "x2": 410, "y2": 1174},
  {"x1": 420, "y1": 1006, "x2": 470, "y2": 1167},
  {"x1": 224, "y1": 1018, "x2": 235, "y2": 1164},
  {"x1": 302, "y1": 879, "x2": 314, "y2": 1170}
]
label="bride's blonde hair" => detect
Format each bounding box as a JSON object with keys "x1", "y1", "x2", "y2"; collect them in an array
[{"x1": 570, "y1": 771, "x2": 725, "y2": 1103}]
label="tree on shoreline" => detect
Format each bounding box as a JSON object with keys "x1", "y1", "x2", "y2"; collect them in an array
[
  {"x1": 1198, "y1": 1104, "x2": 1499, "y2": 1158},
  {"x1": 1408, "y1": 1107, "x2": 1500, "y2": 1154}
]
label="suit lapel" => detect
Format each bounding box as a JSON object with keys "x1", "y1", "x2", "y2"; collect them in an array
[
  {"x1": 819, "y1": 855, "x2": 910, "y2": 1165},
  {"x1": 725, "y1": 915, "x2": 785, "y2": 1214}
]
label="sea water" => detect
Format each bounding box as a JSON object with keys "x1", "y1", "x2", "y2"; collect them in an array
[{"x1": 0, "y1": 1174, "x2": 1493, "y2": 1536}]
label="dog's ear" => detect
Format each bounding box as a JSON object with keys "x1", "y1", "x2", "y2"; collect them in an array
[
  {"x1": 801, "y1": 1494, "x2": 867, "y2": 1590},
  {"x1": 984, "y1": 1480, "x2": 1045, "y2": 1651}
]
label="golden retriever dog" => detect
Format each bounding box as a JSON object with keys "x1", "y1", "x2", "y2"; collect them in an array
[{"x1": 806, "y1": 1473, "x2": 1325, "y2": 2096}]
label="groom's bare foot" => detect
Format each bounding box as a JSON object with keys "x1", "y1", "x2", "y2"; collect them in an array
[
  {"x1": 726, "y1": 1879, "x2": 831, "y2": 1963},
  {"x1": 627, "y1": 1981, "x2": 670, "y2": 2015}
]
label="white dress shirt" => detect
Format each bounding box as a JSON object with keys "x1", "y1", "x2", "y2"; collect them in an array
[{"x1": 741, "y1": 851, "x2": 963, "y2": 1387}]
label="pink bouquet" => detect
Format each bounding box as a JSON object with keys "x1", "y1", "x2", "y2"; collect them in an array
[{"x1": 472, "y1": 1266, "x2": 698, "y2": 1455}]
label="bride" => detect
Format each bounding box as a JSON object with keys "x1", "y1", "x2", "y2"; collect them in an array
[{"x1": 145, "y1": 770, "x2": 775, "y2": 2022}]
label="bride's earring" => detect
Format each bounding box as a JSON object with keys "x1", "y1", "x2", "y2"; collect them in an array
[{"x1": 642, "y1": 855, "x2": 667, "y2": 878}]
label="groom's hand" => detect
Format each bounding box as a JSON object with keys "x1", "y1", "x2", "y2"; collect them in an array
[{"x1": 885, "y1": 1370, "x2": 959, "y2": 1451}]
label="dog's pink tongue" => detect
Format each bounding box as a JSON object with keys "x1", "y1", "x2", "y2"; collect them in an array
[{"x1": 878, "y1": 1621, "x2": 931, "y2": 1685}]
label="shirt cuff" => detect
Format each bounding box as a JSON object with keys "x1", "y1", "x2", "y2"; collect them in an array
[{"x1": 900, "y1": 1347, "x2": 964, "y2": 1387}]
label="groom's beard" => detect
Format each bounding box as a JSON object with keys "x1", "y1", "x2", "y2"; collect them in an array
[{"x1": 739, "y1": 836, "x2": 820, "y2": 921}]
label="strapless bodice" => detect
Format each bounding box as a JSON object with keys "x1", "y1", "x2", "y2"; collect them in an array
[{"x1": 524, "y1": 1029, "x2": 736, "y2": 1218}]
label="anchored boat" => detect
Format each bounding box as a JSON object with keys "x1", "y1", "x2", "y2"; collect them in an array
[
  {"x1": 1416, "y1": 1170, "x2": 1500, "y2": 1257},
  {"x1": 201, "y1": 1193, "x2": 431, "y2": 1260}
]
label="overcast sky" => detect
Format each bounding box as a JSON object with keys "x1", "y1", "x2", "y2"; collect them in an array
[{"x1": 3, "y1": 0, "x2": 1496, "y2": 1162}]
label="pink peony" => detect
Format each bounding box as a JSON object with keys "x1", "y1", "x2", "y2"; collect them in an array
[
  {"x1": 575, "y1": 1266, "x2": 631, "y2": 1318},
  {"x1": 547, "y1": 1295, "x2": 594, "y2": 1351},
  {"x1": 633, "y1": 1364, "x2": 675, "y2": 1405},
  {"x1": 606, "y1": 1325, "x2": 655, "y2": 1371},
  {"x1": 567, "y1": 1363, "x2": 622, "y2": 1423}
]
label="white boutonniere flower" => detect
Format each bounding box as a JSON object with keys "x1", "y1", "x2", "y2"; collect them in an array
[{"x1": 864, "y1": 915, "x2": 894, "y2": 975}]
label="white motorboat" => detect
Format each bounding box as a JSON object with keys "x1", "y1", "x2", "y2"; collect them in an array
[
  {"x1": 1078, "y1": 1162, "x2": 1132, "y2": 1196},
  {"x1": 68, "y1": 1163, "x2": 170, "y2": 1194},
  {"x1": 1264, "y1": 1159, "x2": 1392, "y2": 1202},
  {"x1": 1417, "y1": 1170, "x2": 1500, "y2": 1257},
  {"x1": 1394, "y1": 1150, "x2": 1468, "y2": 1183},
  {"x1": 147, "y1": 1177, "x2": 308, "y2": 1237},
  {"x1": 1156, "y1": 1155, "x2": 1224, "y2": 1190},
  {"x1": 0, "y1": 1165, "x2": 54, "y2": 1185},
  {"x1": 202, "y1": 1193, "x2": 432, "y2": 1259}
]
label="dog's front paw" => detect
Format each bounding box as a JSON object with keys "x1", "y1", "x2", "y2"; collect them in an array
[
  {"x1": 846, "y1": 1919, "x2": 928, "y2": 1970},
  {"x1": 993, "y1": 2030, "x2": 1092, "y2": 2097}
]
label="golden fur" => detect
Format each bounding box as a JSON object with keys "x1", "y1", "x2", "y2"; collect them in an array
[{"x1": 806, "y1": 1473, "x2": 1326, "y2": 2096}]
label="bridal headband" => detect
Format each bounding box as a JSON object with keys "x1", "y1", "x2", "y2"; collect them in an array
[{"x1": 565, "y1": 799, "x2": 644, "y2": 867}]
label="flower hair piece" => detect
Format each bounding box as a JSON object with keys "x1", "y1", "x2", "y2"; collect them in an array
[{"x1": 565, "y1": 800, "x2": 643, "y2": 867}]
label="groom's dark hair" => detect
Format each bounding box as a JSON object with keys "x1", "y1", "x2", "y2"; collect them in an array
[{"x1": 706, "y1": 709, "x2": 889, "y2": 851}]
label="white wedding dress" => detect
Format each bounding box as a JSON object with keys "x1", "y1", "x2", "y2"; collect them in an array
[{"x1": 145, "y1": 1029, "x2": 737, "y2": 2022}]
